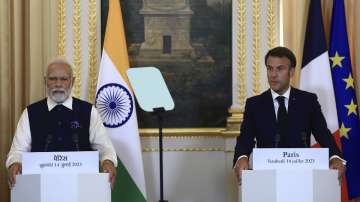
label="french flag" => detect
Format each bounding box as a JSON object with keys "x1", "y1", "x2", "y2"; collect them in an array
[{"x1": 300, "y1": 0, "x2": 348, "y2": 201}]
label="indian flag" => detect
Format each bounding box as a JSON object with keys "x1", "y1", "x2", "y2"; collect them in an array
[{"x1": 95, "y1": 0, "x2": 147, "y2": 201}]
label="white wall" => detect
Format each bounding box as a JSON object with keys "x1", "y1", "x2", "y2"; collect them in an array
[{"x1": 141, "y1": 135, "x2": 238, "y2": 202}]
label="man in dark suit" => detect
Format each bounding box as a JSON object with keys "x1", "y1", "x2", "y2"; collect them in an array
[{"x1": 233, "y1": 46, "x2": 345, "y2": 182}]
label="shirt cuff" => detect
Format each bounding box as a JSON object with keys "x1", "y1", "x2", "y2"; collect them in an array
[
  {"x1": 5, "y1": 153, "x2": 22, "y2": 168},
  {"x1": 100, "y1": 155, "x2": 118, "y2": 167},
  {"x1": 329, "y1": 155, "x2": 346, "y2": 165},
  {"x1": 233, "y1": 155, "x2": 248, "y2": 169}
]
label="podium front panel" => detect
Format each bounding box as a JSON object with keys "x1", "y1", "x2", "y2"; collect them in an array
[
  {"x1": 11, "y1": 175, "x2": 41, "y2": 202},
  {"x1": 42, "y1": 174, "x2": 78, "y2": 202},
  {"x1": 241, "y1": 170, "x2": 340, "y2": 202},
  {"x1": 276, "y1": 170, "x2": 313, "y2": 202},
  {"x1": 313, "y1": 170, "x2": 340, "y2": 202},
  {"x1": 78, "y1": 173, "x2": 110, "y2": 202},
  {"x1": 11, "y1": 174, "x2": 111, "y2": 202},
  {"x1": 242, "y1": 170, "x2": 276, "y2": 202}
]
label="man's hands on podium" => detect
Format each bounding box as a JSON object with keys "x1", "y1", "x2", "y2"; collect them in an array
[
  {"x1": 101, "y1": 160, "x2": 117, "y2": 189},
  {"x1": 234, "y1": 156, "x2": 345, "y2": 185},
  {"x1": 8, "y1": 161, "x2": 117, "y2": 189},
  {"x1": 234, "y1": 157, "x2": 249, "y2": 185},
  {"x1": 329, "y1": 157, "x2": 346, "y2": 183},
  {"x1": 7, "y1": 162, "x2": 22, "y2": 189}
]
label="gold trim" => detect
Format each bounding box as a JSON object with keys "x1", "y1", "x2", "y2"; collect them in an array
[
  {"x1": 252, "y1": 0, "x2": 261, "y2": 95},
  {"x1": 221, "y1": 130, "x2": 240, "y2": 138},
  {"x1": 225, "y1": 108, "x2": 243, "y2": 132},
  {"x1": 87, "y1": 0, "x2": 98, "y2": 102},
  {"x1": 142, "y1": 147, "x2": 225, "y2": 152},
  {"x1": 267, "y1": 0, "x2": 276, "y2": 49},
  {"x1": 57, "y1": 0, "x2": 66, "y2": 56},
  {"x1": 142, "y1": 136, "x2": 223, "y2": 140},
  {"x1": 140, "y1": 128, "x2": 226, "y2": 137},
  {"x1": 72, "y1": 0, "x2": 81, "y2": 98},
  {"x1": 226, "y1": 110, "x2": 243, "y2": 124},
  {"x1": 140, "y1": 128, "x2": 239, "y2": 138},
  {"x1": 237, "y1": 0, "x2": 246, "y2": 110},
  {"x1": 228, "y1": 108, "x2": 242, "y2": 114}
]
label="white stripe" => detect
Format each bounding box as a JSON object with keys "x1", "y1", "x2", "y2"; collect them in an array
[
  {"x1": 300, "y1": 51, "x2": 339, "y2": 133},
  {"x1": 96, "y1": 50, "x2": 146, "y2": 196}
]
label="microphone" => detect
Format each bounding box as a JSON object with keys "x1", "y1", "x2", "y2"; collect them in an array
[
  {"x1": 301, "y1": 132, "x2": 308, "y2": 148},
  {"x1": 72, "y1": 133, "x2": 80, "y2": 151},
  {"x1": 275, "y1": 133, "x2": 281, "y2": 148},
  {"x1": 44, "y1": 134, "x2": 53, "y2": 152}
]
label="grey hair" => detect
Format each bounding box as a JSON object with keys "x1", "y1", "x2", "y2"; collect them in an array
[{"x1": 45, "y1": 57, "x2": 74, "y2": 77}]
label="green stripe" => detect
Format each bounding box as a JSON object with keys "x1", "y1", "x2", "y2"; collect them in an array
[{"x1": 112, "y1": 160, "x2": 146, "y2": 202}]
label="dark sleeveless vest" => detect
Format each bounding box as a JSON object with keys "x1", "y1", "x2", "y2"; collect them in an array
[{"x1": 27, "y1": 97, "x2": 92, "y2": 152}]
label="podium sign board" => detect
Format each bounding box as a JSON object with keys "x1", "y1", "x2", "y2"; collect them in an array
[
  {"x1": 252, "y1": 148, "x2": 329, "y2": 170},
  {"x1": 22, "y1": 151, "x2": 99, "y2": 174}
]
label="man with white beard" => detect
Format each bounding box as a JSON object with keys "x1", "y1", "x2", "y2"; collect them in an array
[{"x1": 6, "y1": 58, "x2": 117, "y2": 188}]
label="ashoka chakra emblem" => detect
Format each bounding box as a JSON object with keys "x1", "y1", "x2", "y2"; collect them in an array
[{"x1": 95, "y1": 83, "x2": 133, "y2": 128}]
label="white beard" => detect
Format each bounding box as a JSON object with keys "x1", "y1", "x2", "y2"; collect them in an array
[{"x1": 48, "y1": 88, "x2": 71, "y2": 103}]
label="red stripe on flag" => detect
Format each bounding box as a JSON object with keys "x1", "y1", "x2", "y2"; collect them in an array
[
  {"x1": 311, "y1": 130, "x2": 349, "y2": 202},
  {"x1": 342, "y1": 178, "x2": 349, "y2": 202},
  {"x1": 333, "y1": 130, "x2": 349, "y2": 202}
]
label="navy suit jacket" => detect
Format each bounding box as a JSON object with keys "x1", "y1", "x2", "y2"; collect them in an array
[{"x1": 233, "y1": 87, "x2": 342, "y2": 166}]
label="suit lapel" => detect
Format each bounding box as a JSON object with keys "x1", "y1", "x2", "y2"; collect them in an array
[
  {"x1": 288, "y1": 88, "x2": 298, "y2": 134},
  {"x1": 263, "y1": 90, "x2": 277, "y2": 137}
]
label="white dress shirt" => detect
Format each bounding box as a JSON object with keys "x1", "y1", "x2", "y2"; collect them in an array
[
  {"x1": 6, "y1": 96, "x2": 118, "y2": 168},
  {"x1": 270, "y1": 87, "x2": 291, "y2": 119}
]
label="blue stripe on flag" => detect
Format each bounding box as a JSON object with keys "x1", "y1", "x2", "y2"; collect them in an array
[{"x1": 301, "y1": 0, "x2": 327, "y2": 68}]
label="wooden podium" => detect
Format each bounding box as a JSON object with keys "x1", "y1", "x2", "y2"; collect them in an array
[
  {"x1": 241, "y1": 148, "x2": 341, "y2": 202},
  {"x1": 11, "y1": 151, "x2": 111, "y2": 202}
]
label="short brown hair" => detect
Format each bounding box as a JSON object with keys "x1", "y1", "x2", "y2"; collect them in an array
[{"x1": 265, "y1": 46, "x2": 297, "y2": 68}]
